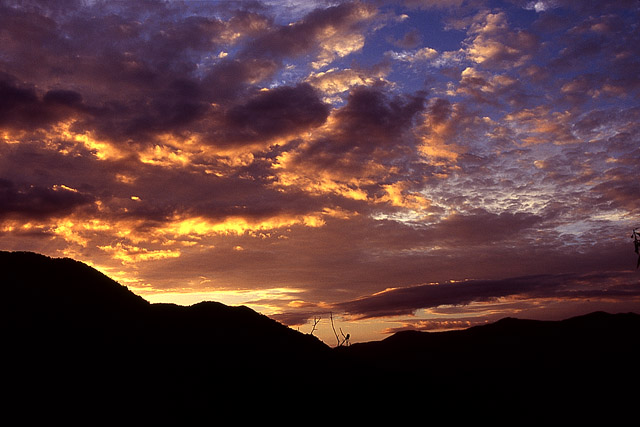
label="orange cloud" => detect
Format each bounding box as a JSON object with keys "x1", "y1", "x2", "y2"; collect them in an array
[
  {"x1": 98, "y1": 242, "x2": 181, "y2": 264},
  {"x1": 504, "y1": 106, "x2": 580, "y2": 146},
  {"x1": 464, "y1": 11, "x2": 537, "y2": 68},
  {"x1": 378, "y1": 181, "x2": 431, "y2": 211},
  {"x1": 306, "y1": 67, "x2": 388, "y2": 97}
]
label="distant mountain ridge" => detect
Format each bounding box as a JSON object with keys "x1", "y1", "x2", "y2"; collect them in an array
[
  {"x1": 2, "y1": 250, "x2": 638, "y2": 423},
  {"x1": 340, "y1": 310, "x2": 640, "y2": 379}
]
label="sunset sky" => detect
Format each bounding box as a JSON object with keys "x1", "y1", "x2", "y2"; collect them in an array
[{"x1": 2, "y1": 0, "x2": 639, "y2": 345}]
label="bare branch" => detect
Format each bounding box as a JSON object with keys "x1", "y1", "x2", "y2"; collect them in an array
[
  {"x1": 330, "y1": 312, "x2": 351, "y2": 346},
  {"x1": 309, "y1": 316, "x2": 321, "y2": 336},
  {"x1": 330, "y1": 312, "x2": 340, "y2": 346}
]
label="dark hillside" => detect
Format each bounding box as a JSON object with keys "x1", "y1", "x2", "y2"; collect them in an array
[
  {"x1": 1, "y1": 251, "x2": 327, "y2": 356},
  {"x1": 337, "y1": 311, "x2": 640, "y2": 422},
  {"x1": 0, "y1": 251, "x2": 332, "y2": 421},
  {"x1": 341, "y1": 311, "x2": 640, "y2": 381}
]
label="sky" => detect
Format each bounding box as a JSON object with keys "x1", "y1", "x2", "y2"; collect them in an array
[{"x1": 1, "y1": 0, "x2": 639, "y2": 345}]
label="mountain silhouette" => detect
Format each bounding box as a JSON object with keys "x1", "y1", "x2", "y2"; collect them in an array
[
  {"x1": 2, "y1": 250, "x2": 638, "y2": 423},
  {"x1": 1, "y1": 251, "x2": 331, "y2": 422}
]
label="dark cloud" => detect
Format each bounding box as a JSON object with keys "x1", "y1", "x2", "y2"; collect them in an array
[
  {"x1": 202, "y1": 58, "x2": 280, "y2": 103},
  {"x1": 43, "y1": 89, "x2": 83, "y2": 107},
  {"x1": 221, "y1": 83, "x2": 330, "y2": 145},
  {"x1": 0, "y1": 77, "x2": 40, "y2": 126},
  {"x1": 389, "y1": 28, "x2": 422, "y2": 49},
  {"x1": 0, "y1": 1, "x2": 280, "y2": 146},
  {"x1": 241, "y1": 1, "x2": 376, "y2": 61},
  {"x1": 547, "y1": 0, "x2": 639, "y2": 14},
  {"x1": 0, "y1": 1, "x2": 381, "y2": 149},
  {"x1": 427, "y1": 98, "x2": 452, "y2": 124},
  {"x1": 591, "y1": 169, "x2": 640, "y2": 214},
  {"x1": 0, "y1": 76, "x2": 85, "y2": 130},
  {"x1": 333, "y1": 86, "x2": 427, "y2": 143},
  {"x1": 291, "y1": 86, "x2": 427, "y2": 176},
  {"x1": 337, "y1": 271, "x2": 640, "y2": 319},
  {"x1": 0, "y1": 179, "x2": 94, "y2": 220},
  {"x1": 536, "y1": 5, "x2": 640, "y2": 104},
  {"x1": 428, "y1": 208, "x2": 542, "y2": 244},
  {"x1": 82, "y1": 80, "x2": 211, "y2": 144},
  {"x1": 0, "y1": 1, "x2": 384, "y2": 151},
  {"x1": 184, "y1": 179, "x2": 332, "y2": 224}
]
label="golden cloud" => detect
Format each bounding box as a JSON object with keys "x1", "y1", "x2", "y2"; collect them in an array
[
  {"x1": 504, "y1": 106, "x2": 580, "y2": 146},
  {"x1": 306, "y1": 68, "x2": 386, "y2": 95}
]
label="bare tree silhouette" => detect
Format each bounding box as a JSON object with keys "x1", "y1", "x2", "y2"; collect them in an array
[
  {"x1": 330, "y1": 312, "x2": 350, "y2": 347},
  {"x1": 309, "y1": 316, "x2": 321, "y2": 336}
]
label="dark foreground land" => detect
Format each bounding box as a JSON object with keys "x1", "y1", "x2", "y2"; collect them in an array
[{"x1": 2, "y1": 250, "x2": 638, "y2": 423}]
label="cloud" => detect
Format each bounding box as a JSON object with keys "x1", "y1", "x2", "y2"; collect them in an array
[
  {"x1": 337, "y1": 270, "x2": 640, "y2": 319},
  {"x1": 0, "y1": 1, "x2": 296, "y2": 148},
  {"x1": 242, "y1": 1, "x2": 378, "y2": 68},
  {"x1": 220, "y1": 83, "x2": 330, "y2": 145},
  {"x1": 386, "y1": 46, "x2": 439, "y2": 63},
  {"x1": 271, "y1": 85, "x2": 428, "y2": 205},
  {"x1": 0, "y1": 179, "x2": 95, "y2": 220},
  {"x1": 403, "y1": 0, "x2": 469, "y2": 9},
  {"x1": 0, "y1": 1, "x2": 392, "y2": 155},
  {"x1": 502, "y1": 105, "x2": 580, "y2": 146},
  {"x1": 389, "y1": 28, "x2": 422, "y2": 49},
  {"x1": 463, "y1": 11, "x2": 538, "y2": 68},
  {"x1": 415, "y1": 98, "x2": 476, "y2": 164},
  {"x1": 306, "y1": 66, "x2": 389, "y2": 97},
  {"x1": 329, "y1": 85, "x2": 427, "y2": 146},
  {"x1": 455, "y1": 66, "x2": 524, "y2": 106},
  {"x1": 203, "y1": 58, "x2": 280, "y2": 103},
  {"x1": 0, "y1": 76, "x2": 87, "y2": 131}
]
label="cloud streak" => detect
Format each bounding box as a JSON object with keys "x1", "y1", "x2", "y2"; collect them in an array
[{"x1": 337, "y1": 271, "x2": 640, "y2": 319}]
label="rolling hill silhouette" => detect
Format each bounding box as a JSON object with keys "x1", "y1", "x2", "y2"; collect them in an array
[
  {"x1": 2, "y1": 250, "x2": 638, "y2": 423},
  {"x1": 2, "y1": 251, "x2": 332, "y2": 421}
]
